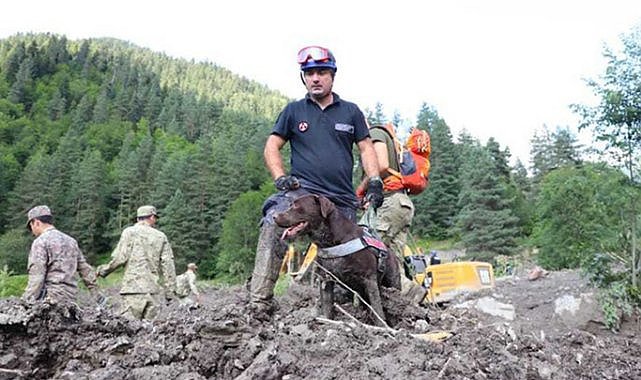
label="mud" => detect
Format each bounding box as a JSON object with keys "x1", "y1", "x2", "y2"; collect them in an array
[{"x1": 1, "y1": 270, "x2": 640, "y2": 379}]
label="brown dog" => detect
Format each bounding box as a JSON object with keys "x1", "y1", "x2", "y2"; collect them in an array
[{"x1": 274, "y1": 194, "x2": 401, "y2": 326}]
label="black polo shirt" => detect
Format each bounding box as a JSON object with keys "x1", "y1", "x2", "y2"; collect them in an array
[{"x1": 272, "y1": 92, "x2": 370, "y2": 209}]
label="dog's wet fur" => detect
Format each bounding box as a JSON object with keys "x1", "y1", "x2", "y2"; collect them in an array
[{"x1": 275, "y1": 194, "x2": 400, "y2": 326}]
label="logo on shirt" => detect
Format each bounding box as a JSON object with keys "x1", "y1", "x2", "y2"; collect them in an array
[{"x1": 298, "y1": 121, "x2": 309, "y2": 132}]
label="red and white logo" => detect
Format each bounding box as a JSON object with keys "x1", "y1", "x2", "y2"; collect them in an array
[{"x1": 298, "y1": 121, "x2": 309, "y2": 132}]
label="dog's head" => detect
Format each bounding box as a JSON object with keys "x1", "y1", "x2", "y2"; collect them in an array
[{"x1": 274, "y1": 194, "x2": 336, "y2": 241}]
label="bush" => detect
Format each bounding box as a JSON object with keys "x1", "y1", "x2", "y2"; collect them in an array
[
  {"x1": 0, "y1": 266, "x2": 28, "y2": 297},
  {"x1": 213, "y1": 183, "x2": 274, "y2": 283},
  {"x1": 533, "y1": 164, "x2": 630, "y2": 270},
  {"x1": 0, "y1": 228, "x2": 31, "y2": 274},
  {"x1": 599, "y1": 281, "x2": 638, "y2": 331}
]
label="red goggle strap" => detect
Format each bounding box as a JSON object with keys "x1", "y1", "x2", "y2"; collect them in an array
[{"x1": 297, "y1": 46, "x2": 331, "y2": 64}]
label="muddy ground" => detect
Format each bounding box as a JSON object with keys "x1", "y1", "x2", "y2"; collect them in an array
[{"x1": 1, "y1": 269, "x2": 640, "y2": 380}]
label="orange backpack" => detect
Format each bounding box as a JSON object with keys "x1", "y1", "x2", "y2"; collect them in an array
[{"x1": 374, "y1": 124, "x2": 431, "y2": 195}]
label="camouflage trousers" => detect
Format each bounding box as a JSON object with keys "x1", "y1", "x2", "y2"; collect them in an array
[
  {"x1": 360, "y1": 191, "x2": 421, "y2": 297},
  {"x1": 120, "y1": 293, "x2": 161, "y2": 320}
]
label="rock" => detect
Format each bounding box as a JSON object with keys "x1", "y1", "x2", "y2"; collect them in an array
[
  {"x1": 457, "y1": 296, "x2": 516, "y2": 320},
  {"x1": 554, "y1": 292, "x2": 606, "y2": 329},
  {"x1": 0, "y1": 353, "x2": 16, "y2": 366},
  {"x1": 290, "y1": 323, "x2": 310, "y2": 336},
  {"x1": 413, "y1": 319, "x2": 429, "y2": 332},
  {"x1": 528, "y1": 266, "x2": 548, "y2": 281}
]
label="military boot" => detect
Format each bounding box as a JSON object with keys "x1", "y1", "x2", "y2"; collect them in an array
[{"x1": 249, "y1": 223, "x2": 287, "y2": 317}]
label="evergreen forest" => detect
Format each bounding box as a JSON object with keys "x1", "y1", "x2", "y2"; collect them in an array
[{"x1": 1, "y1": 29, "x2": 641, "y2": 312}]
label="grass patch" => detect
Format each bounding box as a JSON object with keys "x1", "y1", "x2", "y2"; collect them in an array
[
  {"x1": 0, "y1": 272, "x2": 27, "y2": 298},
  {"x1": 96, "y1": 268, "x2": 124, "y2": 288},
  {"x1": 274, "y1": 275, "x2": 291, "y2": 296},
  {"x1": 407, "y1": 238, "x2": 459, "y2": 254}
]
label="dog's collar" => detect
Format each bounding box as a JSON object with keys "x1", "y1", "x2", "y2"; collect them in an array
[{"x1": 317, "y1": 235, "x2": 388, "y2": 259}]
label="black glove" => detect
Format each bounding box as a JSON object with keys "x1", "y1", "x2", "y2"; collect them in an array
[
  {"x1": 274, "y1": 175, "x2": 300, "y2": 191},
  {"x1": 365, "y1": 176, "x2": 384, "y2": 209}
]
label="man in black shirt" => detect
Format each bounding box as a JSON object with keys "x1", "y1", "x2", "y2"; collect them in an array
[{"x1": 249, "y1": 45, "x2": 384, "y2": 317}]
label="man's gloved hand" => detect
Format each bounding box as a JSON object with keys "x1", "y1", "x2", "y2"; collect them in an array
[
  {"x1": 96, "y1": 265, "x2": 109, "y2": 278},
  {"x1": 365, "y1": 176, "x2": 384, "y2": 209},
  {"x1": 165, "y1": 290, "x2": 177, "y2": 303},
  {"x1": 274, "y1": 175, "x2": 300, "y2": 191}
]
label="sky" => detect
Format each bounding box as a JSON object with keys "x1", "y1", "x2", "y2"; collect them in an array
[{"x1": 1, "y1": 1, "x2": 640, "y2": 165}]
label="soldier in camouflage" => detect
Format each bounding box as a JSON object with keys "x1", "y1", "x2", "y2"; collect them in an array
[
  {"x1": 176, "y1": 263, "x2": 201, "y2": 305},
  {"x1": 23, "y1": 205, "x2": 97, "y2": 303},
  {"x1": 96, "y1": 205, "x2": 177, "y2": 320}
]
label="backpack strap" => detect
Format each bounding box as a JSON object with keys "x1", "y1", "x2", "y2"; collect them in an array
[{"x1": 370, "y1": 124, "x2": 403, "y2": 180}]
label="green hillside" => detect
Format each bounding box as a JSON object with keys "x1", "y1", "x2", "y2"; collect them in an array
[{"x1": 0, "y1": 33, "x2": 289, "y2": 276}]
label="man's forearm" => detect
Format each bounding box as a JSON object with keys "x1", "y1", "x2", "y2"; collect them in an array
[
  {"x1": 264, "y1": 135, "x2": 287, "y2": 179},
  {"x1": 358, "y1": 138, "x2": 380, "y2": 178},
  {"x1": 23, "y1": 266, "x2": 45, "y2": 301}
]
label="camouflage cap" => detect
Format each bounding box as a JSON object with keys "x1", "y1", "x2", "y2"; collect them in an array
[
  {"x1": 137, "y1": 205, "x2": 158, "y2": 218},
  {"x1": 188, "y1": 263, "x2": 198, "y2": 270},
  {"x1": 26, "y1": 205, "x2": 52, "y2": 228}
]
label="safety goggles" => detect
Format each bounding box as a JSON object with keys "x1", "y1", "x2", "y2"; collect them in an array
[{"x1": 297, "y1": 46, "x2": 331, "y2": 63}]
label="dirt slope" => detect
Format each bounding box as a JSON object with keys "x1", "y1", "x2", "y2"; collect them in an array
[{"x1": 1, "y1": 269, "x2": 640, "y2": 379}]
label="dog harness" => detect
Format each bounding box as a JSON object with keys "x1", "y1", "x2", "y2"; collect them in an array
[{"x1": 317, "y1": 231, "x2": 389, "y2": 273}]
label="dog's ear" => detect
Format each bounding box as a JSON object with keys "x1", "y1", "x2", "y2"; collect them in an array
[{"x1": 317, "y1": 195, "x2": 336, "y2": 218}]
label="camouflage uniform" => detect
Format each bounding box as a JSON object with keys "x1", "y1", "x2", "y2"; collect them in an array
[
  {"x1": 176, "y1": 269, "x2": 199, "y2": 298},
  {"x1": 360, "y1": 127, "x2": 425, "y2": 304},
  {"x1": 23, "y1": 206, "x2": 97, "y2": 304},
  {"x1": 23, "y1": 227, "x2": 97, "y2": 303},
  {"x1": 372, "y1": 192, "x2": 415, "y2": 286},
  {"x1": 97, "y1": 209, "x2": 176, "y2": 320}
]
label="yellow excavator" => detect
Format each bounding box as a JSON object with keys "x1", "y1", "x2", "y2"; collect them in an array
[
  {"x1": 402, "y1": 246, "x2": 494, "y2": 303},
  {"x1": 281, "y1": 243, "x2": 495, "y2": 304}
]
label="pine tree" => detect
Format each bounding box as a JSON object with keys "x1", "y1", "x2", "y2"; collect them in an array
[
  {"x1": 8, "y1": 58, "x2": 34, "y2": 107},
  {"x1": 454, "y1": 146, "x2": 520, "y2": 257},
  {"x1": 47, "y1": 88, "x2": 66, "y2": 121},
  {"x1": 68, "y1": 149, "x2": 110, "y2": 260},
  {"x1": 159, "y1": 189, "x2": 199, "y2": 270},
  {"x1": 4, "y1": 149, "x2": 54, "y2": 229},
  {"x1": 530, "y1": 126, "x2": 581, "y2": 182},
  {"x1": 486, "y1": 137, "x2": 511, "y2": 179},
  {"x1": 0, "y1": 150, "x2": 20, "y2": 233},
  {"x1": 371, "y1": 102, "x2": 386, "y2": 125},
  {"x1": 110, "y1": 132, "x2": 144, "y2": 235},
  {"x1": 49, "y1": 129, "x2": 85, "y2": 230},
  {"x1": 3, "y1": 41, "x2": 26, "y2": 83},
  {"x1": 411, "y1": 104, "x2": 460, "y2": 239}
]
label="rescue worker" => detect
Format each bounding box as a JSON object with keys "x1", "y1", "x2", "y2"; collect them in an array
[
  {"x1": 176, "y1": 262, "x2": 201, "y2": 305},
  {"x1": 249, "y1": 45, "x2": 384, "y2": 317},
  {"x1": 23, "y1": 205, "x2": 97, "y2": 303},
  {"x1": 96, "y1": 205, "x2": 176, "y2": 320},
  {"x1": 356, "y1": 124, "x2": 427, "y2": 305}
]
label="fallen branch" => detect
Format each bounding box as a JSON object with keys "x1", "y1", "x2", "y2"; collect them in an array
[
  {"x1": 437, "y1": 357, "x2": 451, "y2": 379},
  {"x1": 316, "y1": 314, "x2": 397, "y2": 335},
  {"x1": 316, "y1": 312, "x2": 452, "y2": 343},
  {"x1": 335, "y1": 303, "x2": 395, "y2": 334},
  {"x1": 316, "y1": 317, "x2": 357, "y2": 329},
  {"x1": 0, "y1": 368, "x2": 29, "y2": 376}
]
